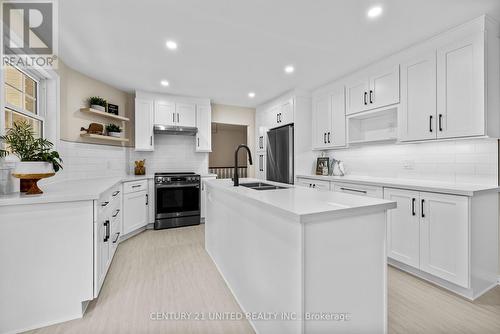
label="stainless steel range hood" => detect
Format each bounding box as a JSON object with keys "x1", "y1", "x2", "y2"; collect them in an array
[{"x1": 154, "y1": 124, "x2": 198, "y2": 136}]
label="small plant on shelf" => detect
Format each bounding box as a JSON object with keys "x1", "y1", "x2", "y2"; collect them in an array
[
  {"x1": 106, "y1": 124, "x2": 122, "y2": 138},
  {"x1": 88, "y1": 96, "x2": 107, "y2": 112}
]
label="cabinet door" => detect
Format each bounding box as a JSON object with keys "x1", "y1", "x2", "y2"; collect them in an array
[
  {"x1": 95, "y1": 217, "x2": 109, "y2": 296},
  {"x1": 330, "y1": 87, "x2": 346, "y2": 147},
  {"x1": 419, "y1": 192, "x2": 469, "y2": 288},
  {"x1": 312, "y1": 94, "x2": 331, "y2": 149},
  {"x1": 176, "y1": 102, "x2": 196, "y2": 127},
  {"x1": 196, "y1": 104, "x2": 212, "y2": 152},
  {"x1": 279, "y1": 99, "x2": 294, "y2": 125},
  {"x1": 269, "y1": 105, "x2": 280, "y2": 128},
  {"x1": 369, "y1": 65, "x2": 400, "y2": 109},
  {"x1": 201, "y1": 176, "x2": 216, "y2": 219},
  {"x1": 437, "y1": 33, "x2": 485, "y2": 139},
  {"x1": 384, "y1": 188, "x2": 420, "y2": 268},
  {"x1": 400, "y1": 53, "x2": 437, "y2": 141},
  {"x1": 154, "y1": 100, "x2": 175, "y2": 126},
  {"x1": 123, "y1": 191, "x2": 148, "y2": 235},
  {"x1": 135, "y1": 99, "x2": 154, "y2": 151},
  {"x1": 346, "y1": 79, "x2": 370, "y2": 115}
]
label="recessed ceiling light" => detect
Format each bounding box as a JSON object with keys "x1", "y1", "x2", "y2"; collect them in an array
[
  {"x1": 160, "y1": 80, "x2": 169, "y2": 86},
  {"x1": 284, "y1": 65, "x2": 295, "y2": 74},
  {"x1": 248, "y1": 92, "x2": 256, "y2": 98},
  {"x1": 166, "y1": 40, "x2": 178, "y2": 50},
  {"x1": 367, "y1": 6, "x2": 383, "y2": 19}
]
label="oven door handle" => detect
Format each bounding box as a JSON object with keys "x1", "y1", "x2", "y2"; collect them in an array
[{"x1": 156, "y1": 184, "x2": 200, "y2": 189}]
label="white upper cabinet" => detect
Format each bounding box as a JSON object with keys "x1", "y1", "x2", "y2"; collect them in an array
[
  {"x1": 135, "y1": 98, "x2": 154, "y2": 151},
  {"x1": 196, "y1": 104, "x2": 212, "y2": 152},
  {"x1": 437, "y1": 33, "x2": 485, "y2": 139},
  {"x1": 154, "y1": 100, "x2": 175, "y2": 126},
  {"x1": 312, "y1": 87, "x2": 346, "y2": 149},
  {"x1": 399, "y1": 52, "x2": 437, "y2": 141},
  {"x1": 346, "y1": 66, "x2": 399, "y2": 115},
  {"x1": 279, "y1": 98, "x2": 294, "y2": 126},
  {"x1": 175, "y1": 102, "x2": 196, "y2": 127}
]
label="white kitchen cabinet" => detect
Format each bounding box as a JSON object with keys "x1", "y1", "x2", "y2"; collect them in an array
[
  {"x1": 195, "y1": 104, "x2": 212, "y2": 152},
  {"x1": 123, "y1": 181, "x2": 148, "y2": 235},
  {"x1": 256, "y1": 153, "x2": 266, "y2": 180},
  {"x1": 399, "y1": 52, "x2": 437, "y2": 141},
  {"x1": 419, "y1": 192, "x2": 469, "y2": 287},
  {"x1": 332, "y1": 182, "x2": 383, "y2": 198},
  {"x1": 312, "y1": 87, "x2": 346, "y2": 149},
  {"x1": 346, "y1": 66, "x2": 399, "y2": 115},
  {"x1": 437, "y1": 33, "x2": 485, "y2": 139},
  {"x1": 135, "y1": 98, "x2": 154, "y2": 151},
  {"x1": 268, "y1": 98, "x2": 294, "y2": 128},
  {"x1": 154, "y1": 100, "x2": 176, "y2": 126},
  {"x1": 176, "y1": 102, "x2": 196, "y2": 127},
  {"x1": 384, "y1": 187, "x2": 470, "y2": 288},
  {"x1": 201, "y1": 174, "x2": 217, "y2": 221},
  {"x1": 384, "y1": 188, "x2": 420, "y2": 268},
  {"x1": 295, "y1": 177, "x2": 330, "y2": 190}
]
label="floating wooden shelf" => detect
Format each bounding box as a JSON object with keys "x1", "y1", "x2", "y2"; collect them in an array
[
  {"x1": 80, "y1": 133, "x2": 129, "y2": 142},
  {"x1": 80, "y1": 108, "x2": 130, "y2": 122}
]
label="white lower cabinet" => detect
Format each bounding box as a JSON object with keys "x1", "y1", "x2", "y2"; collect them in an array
[
  {"x1": 384, "y1": 188, "x2": 469, "y2": 288},
  {"x1": 295, "y1": 177, "x2": 330, "y2": 190},
  {"x1": 123, "y1": 180, "x2": 149, "y2": 235},
  {"x1": 201, "y1": 175, "x2": 217, "y2": 221}
]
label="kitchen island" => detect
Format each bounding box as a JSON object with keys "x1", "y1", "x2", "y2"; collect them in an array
[{"x1": 204, "y1": 178, "x2": 396, "y2": 334}]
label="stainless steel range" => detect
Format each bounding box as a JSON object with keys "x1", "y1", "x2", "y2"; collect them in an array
[{"x1": 154, "y1": 172, "x2": 201, "y2": 229}]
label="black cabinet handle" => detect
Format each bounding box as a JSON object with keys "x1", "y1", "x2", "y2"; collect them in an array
[
  {"x1": 177, "y1": 113, "x2": 179, "y2": 123},
  {"x1": 113, "y1": 232, "x2": 120, "y2": 244},
  {"x1": 101, "y1": 201, "x2": 109, "y2": 207},
  {"x1": 312, "y1": 184, "x2": 316, "y2": 188},
  {"x1": 324, "y1": 133, "x2": 327, "y2": 144},
  {"x1": 150, "y1": 136, "x2": 153, "y2": 146},
  {"x1": 197, "y1": 138, "x2": 200, "y2": 147},
  {"x1": 429, "y1": 115, "x2": 433, "y2": 133},
  {"x1": 146, "y1": 194, "x2": 149, "y2": 205},
  {"x1": 328, "y1": 132, "x2": 331, "y2": 143},
  {"x1": 112, "y1": 191, "x2": 120, "y2": 197},
  {"x1": 172, "y1": 113, "x2": 175, "y2": 123},
  {"x1": 421, "y1": 199, "x2": 425, "y2": 218},
  {"x1": 340, "y1": 187, "x2": 367, "y2": 194},
  {"x1": 438, "y1": 114, "x2": 443, "y2": 132},
  {"x1": 132, "y1": 184, "x2": 142, "y2": 188},
  {"x1": 364, "y1": 92, "x2": 368, "y2": 105},
  {"x1": 369, "y1": 90, "x2": 373, "y2": 104},
  {"x1": 277, "y1": 114, "x2": 279, "y2": 123},
  {"x1": 112, "y1": 209, "x2": 120, "y2": 217},
  {"x1": 104, "y1": 220, "x2": 110, "y2": 242},
  {"x1": 411, "y1": 198, "x2": 416, "y2": 216}
]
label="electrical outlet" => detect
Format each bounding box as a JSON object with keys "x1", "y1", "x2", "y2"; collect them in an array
[{"x1": 402, "y1": 160, "x2": 415, "y2": 170}]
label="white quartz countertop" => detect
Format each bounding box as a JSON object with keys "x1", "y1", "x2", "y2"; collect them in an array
[
  {"x1": 0, "y1": 174, "x2": 154, "y2": 206},
  {"x1": 205, "y1": 178, "x2": 396, "y2": 220},
  {"x1": 296, "y1": 174, "x2": 500, "y2": 197}
]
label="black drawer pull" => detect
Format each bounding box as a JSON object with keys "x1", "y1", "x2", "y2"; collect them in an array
[
  {"x1": 421, "y1": 199, "x2": 425, "y2": 218},
  {"x1": 340, "y1": 187, "x2": 367, "y2": 194},
  {"x1": 113, "y1": 232, "x2": 120, "y2": 244},
  {"x1": 112, "y1": 191, "x2": 120, "y2": 196},
  {"x1": 112, "y1": 209, "x2": 120, "y2": 218}
]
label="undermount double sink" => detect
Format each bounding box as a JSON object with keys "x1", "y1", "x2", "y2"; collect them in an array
[{"x1": 240, "y1": 182, "x2": 287, "y2": 191}]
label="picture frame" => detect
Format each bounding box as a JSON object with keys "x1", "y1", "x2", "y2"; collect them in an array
[
  {"x1": 107, "y1": 103, "x2": 119, "y2": 115},
  {"x1": 316, "y1": 157, "x2": 330, "y2": 175}
]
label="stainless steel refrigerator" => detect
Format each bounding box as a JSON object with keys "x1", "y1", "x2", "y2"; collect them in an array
[{"x1": 266, "y1": 124, "x2": 294, "y2": 184}]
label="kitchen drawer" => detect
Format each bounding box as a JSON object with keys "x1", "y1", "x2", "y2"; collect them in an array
[
  {"x1": 296, "y1": 178, "x2": 330, "y2": 191},
  {"x1": 123, "y1": 180, "x2": 148, "y2": 194},
  {"x1": 332, "y1": 182, "x2": 383, "y2": 198}
]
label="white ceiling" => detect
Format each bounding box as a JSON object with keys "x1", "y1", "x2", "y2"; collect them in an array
[{"x1": 59, "y1": 0, "x2": 500, "y2": 108}]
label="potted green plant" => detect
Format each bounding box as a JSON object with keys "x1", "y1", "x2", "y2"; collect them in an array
[
  {"x1": 88, "y1": 96, "x2": 107, "y2": 112},
  {"x1": 106, "y1": 124, "x2": 122, "y2": 138},
  {"x1": 0, "y1": 121, "x2": 63, "y2": 192}
]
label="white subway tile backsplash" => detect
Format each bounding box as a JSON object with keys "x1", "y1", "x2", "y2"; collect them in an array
[{"x1": 325, "y1": 138, "x2": 497, "y2": 185}]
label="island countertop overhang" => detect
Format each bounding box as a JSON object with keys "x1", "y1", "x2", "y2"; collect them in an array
[{"x1": 205, "y1": 178, "x2": 396, "y2": 222}]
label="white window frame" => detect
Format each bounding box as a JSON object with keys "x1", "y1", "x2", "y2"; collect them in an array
[{"x1": 3, "y1": 64, "x2": 46, "y2": 138}]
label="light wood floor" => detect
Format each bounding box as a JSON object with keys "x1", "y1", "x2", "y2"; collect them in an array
[{"x1": 26, "y1": 225, "x2": 500, "y2": 334}]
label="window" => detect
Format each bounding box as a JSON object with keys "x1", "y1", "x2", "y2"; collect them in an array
[{"x1": 4, "y1": 65, "x2": 43, "y2": 137}]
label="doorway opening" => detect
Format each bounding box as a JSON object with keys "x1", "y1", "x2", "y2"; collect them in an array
[{"x1": 209, "y1": 123, "x2": 248, "y2": 179}]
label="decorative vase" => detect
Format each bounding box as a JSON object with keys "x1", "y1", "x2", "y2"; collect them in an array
[
  {"x1": 91, "y1": 104, "x2": 106, "y2": 112},
  {"x1": 13, "y1": 162, "x2": 55, "y2": 194},
  {"x1": 108, "y1": 131, "x2": 122, "y2": 138}
]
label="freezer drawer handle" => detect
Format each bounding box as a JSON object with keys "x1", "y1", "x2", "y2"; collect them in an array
[{"x1": 340, "y1": 187, "x2": 367, "y2": 194}]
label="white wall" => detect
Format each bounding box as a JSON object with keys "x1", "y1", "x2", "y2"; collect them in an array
[
  {"x1": 314, "y1": 139, "x2": 498, "y2": 185},
  {"x1": 130, "y1": 135, "x2": 208, "y2": 175}
]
